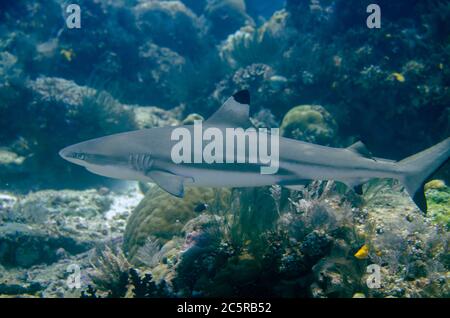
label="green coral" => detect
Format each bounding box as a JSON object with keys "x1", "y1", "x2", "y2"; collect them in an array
[
  {"x1": 220, "y1": 10, "x2": 290, "y2": 69},
  {"x1": 426, "y1": 185, "x2": 450, "y2": 229},
  {"x1": 123, "y1": 187, "x2": 231, "y2": 262},
  {"x1": 280, "y1": 105, "x2": 338, "y2": 145},
  {"x1": 182, "y1": 113, "x2": 204, "y2": 125}
]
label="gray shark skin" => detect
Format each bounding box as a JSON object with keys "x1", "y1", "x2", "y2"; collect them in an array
[{"x1": 60, "y1": 90, "x2": 450, "y2": 213}]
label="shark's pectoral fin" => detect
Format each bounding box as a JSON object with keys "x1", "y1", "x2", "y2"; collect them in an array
[
  {"x1": 147, "y1": 170, "x2": 190, "y2": 198},
  {"x1": 279, "y1": 180, "x2": 311, "y2": 191},
  {"x1": 205, "y1": 90, "x2": 253, "y2": 128}
]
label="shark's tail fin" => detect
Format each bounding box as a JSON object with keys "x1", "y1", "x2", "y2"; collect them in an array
[{"x1": 398, "y1": 137, "x2": 450, "y2": 213}]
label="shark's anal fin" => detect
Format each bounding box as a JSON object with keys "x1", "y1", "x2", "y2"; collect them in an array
[
  {"x1": 343, "y1": 179, "x2": 368, "y2": 195},
  {"x1": 347, "y1": 141, "x2": 375, "y2": 160},
  {"x1": 205, "y1": 90, "x2": 253, "y2": 128},
  {"x1": 147, "y1": 170, "x2": 188, "y2": 198}
]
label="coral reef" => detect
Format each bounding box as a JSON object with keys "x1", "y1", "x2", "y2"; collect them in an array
[
  {"x1": 425, "y1": 182, "x2": 450, "y2": 229},
  {"x1": 0, "y1": 0, "x2": 449, "y2": 299},
  {"x1": 134, "y1": 1, "x2": 205, "y2": 59},
  {"x1": 106, "y1": 180, "x2": 448, "y2": 298},
  {"x1": 0, "y1": 185, "x2": 143, "y2": 296},
  {"x1": 123, "y1": 187, "x2": 231, "y2": 263},
  {"x1": 280, "y1": 105, "x2": 338, "y2": 145},
  {"x1": 205, "y1": 0, "x2": 252, "y2": 41}
]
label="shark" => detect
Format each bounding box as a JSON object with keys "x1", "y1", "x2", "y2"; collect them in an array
[{"x1": 59, "y1": 90, "x2": 450, "y2": 213}]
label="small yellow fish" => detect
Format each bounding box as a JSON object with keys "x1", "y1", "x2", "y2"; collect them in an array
[
  {"x1": 392, "y1": 72, "x2": 405, "y2": 82},
  {"x1": 439, "y1": 63, "x2": 444, "y2": 70},
  {"x1": 354, "y1": 244, "x2": 369, "y2": 259},
  {"x1": 60, "y1": 49, "x2": 74, "y2": 62}
]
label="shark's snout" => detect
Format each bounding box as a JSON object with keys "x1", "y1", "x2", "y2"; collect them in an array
[
  {"x1": 59, "y1": 147, "x2": 69, "y2": 160},
  {"x1": 59, "y1": 145, "x2": 87, "y2": 165}
]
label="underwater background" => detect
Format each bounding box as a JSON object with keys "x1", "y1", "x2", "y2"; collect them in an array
[{"x1": 0, "y1": 0, "x2": 449, "y2": 298}]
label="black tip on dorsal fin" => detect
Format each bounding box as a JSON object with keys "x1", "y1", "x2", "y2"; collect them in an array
[{"x1": 233, "y1": 90, "x2": 250, "y2": 105}]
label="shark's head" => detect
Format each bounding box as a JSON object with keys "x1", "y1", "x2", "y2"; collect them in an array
[
  {"x1": 59, "y1": 132, "x2": 152, "y2": 180},
  {"x1": 59, "y1": 142, "x2": 91, "y2": 166},
  {"x1": 59, "y1": 134, "x2": 129, "y2": 170},
  {"x1": 60, "y1": 139, "x2": 102, "y2": 166}
]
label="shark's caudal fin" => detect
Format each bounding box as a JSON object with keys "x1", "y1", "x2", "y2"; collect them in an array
[{"x1": 398, "y1": 137, "x2": 450, "y2": 213}]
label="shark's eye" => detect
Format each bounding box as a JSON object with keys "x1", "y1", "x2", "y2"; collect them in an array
[{"x1": 74, "y1": 153, "x2": 85, "y2": 160}]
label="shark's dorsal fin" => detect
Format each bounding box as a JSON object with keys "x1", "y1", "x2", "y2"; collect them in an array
[
  {"x1": 347, "y1": 141, "x2": 374, "y2": 159},
  {"x1": 205, "y1": 90, "x2": 253, "y2": 128},
  {"x1": 147, "y1": 170, "x2": 187, "y2": 197}
]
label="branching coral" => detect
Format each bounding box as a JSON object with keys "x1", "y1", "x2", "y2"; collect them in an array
[{"x1": 89, "y1": 245, "x2": 131, "y2": 298}]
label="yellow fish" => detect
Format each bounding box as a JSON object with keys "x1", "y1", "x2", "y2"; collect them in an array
[
  {"x1": 60, "y1": 49, "x2": 74, "y2": 62},
  {"x1": 392, "y1": 72, "x2": 405, "y2": 82},
  {"x1": 354, "y1": 244, "x2": 369, "y2": 259}
]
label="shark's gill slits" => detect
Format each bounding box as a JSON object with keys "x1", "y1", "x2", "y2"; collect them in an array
[{"x1": 128, "y1": 153, "x2": 153, "y2": 172}]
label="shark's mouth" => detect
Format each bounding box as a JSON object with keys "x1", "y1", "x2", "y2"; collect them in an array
[{"x1": 85, "y1": 164, "x2": 140, "y2": 180}]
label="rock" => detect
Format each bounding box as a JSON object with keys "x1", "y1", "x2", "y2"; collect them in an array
[
  {"x1": 312, "y1": 257, "x2": 359, "y2": 298},
  {"x1": 0, "y1": 51, "x2": 22, "y2": 84},
  {"x1": 27, "y1": 77, "x2": 95, "y2": 107},
  {"x1": 0, "y1": 281, "x2": 42, "y2": 296},
  {"x1": 134, "y1": 1, "x2": 204, "y2": 58},
  {"x1": 10, "y1": 189, "x2": 112, "y2": 223},
  {"x1": 0, "y1": 223, "x2": 91, "y2": 268},
  {"x1": 301, "y1": 230, "x2": 332, "y2": 261},
  {"x1": 0, "y1": 149, "x2": 26, "y2": 183},
  {"x1": 23, "y1": 76, "x2": 136, "y2": 187},
  {"x1": 127, "y1": 104, "x2": 181, "y2": 130},
  {"x1": 0, "y1": 186, "x2": 141, "y2": 269},
  {"x1": 135, "y1": 42, "x2": 188, "y2": 105},
  {"x1": 0, "y1": 193, "x2": 17, "y2": 222},
  {"x1": 205, "y1": 0, "x2": 252, "y2": 40},
  {"x1": 405, "y1": 260, "x2": 428, "y2": 281}
]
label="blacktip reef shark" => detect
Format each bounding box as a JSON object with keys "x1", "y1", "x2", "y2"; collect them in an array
[{"x1": 60, "y1": 90, "x2": 450, "y2": 213}]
